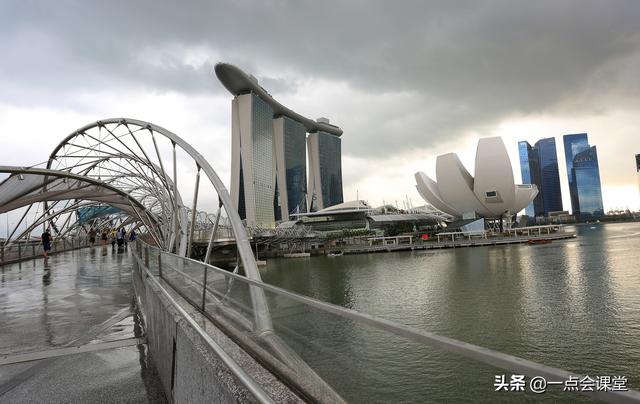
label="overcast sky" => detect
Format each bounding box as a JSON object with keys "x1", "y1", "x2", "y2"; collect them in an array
[{"x1": 1, "y1": 0, "x2": 640, "y2": 217}]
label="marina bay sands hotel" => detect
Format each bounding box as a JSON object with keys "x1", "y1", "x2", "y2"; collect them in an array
[{"x1": 215, "y1": 63, "x2": 344, "y2": 228}]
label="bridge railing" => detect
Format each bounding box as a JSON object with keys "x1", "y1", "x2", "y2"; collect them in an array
[
  {"x1": 133, "y1": 239, "x2": 640, "y2": 404},
  {"x1": 0, "y1": 237, "x2": 90, "y2": 265}
]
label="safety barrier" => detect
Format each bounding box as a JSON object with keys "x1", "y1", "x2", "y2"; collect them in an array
[
  {"x1": 0, "y1": 237, "x2": 90, "y2": 265},
  {"x1": 133, "y1": 239, "x2": 640, "y2": 404}
]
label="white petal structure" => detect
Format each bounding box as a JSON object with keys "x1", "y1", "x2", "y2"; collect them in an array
[
  {"x1": 415, "y1": 137, "x2": 538, "y2": 218},
  {"x1": 415, "y1": 171, "x2": 460, "y2": 217}
]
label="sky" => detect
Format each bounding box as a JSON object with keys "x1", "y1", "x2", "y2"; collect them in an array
[{"x1": 1, "y1": 0, "x2": 640, "y2": 222}]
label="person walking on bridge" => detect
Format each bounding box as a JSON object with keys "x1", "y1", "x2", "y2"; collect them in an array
[
  {"x1": 41, "y1": 228, "x2": 52, "y2": 258},
  {"x1": 88, "y1": 228, "x2": 97, "y2": 246},
  {"x1": 110, "y1": 228, "x2": 117, "y2": 249},
  {"x1": 116, "y1": 227, "x2": 125, "y2": 250}
]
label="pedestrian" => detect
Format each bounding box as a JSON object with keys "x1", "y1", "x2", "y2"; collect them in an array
[
  {"x1": 101, "y1": 229, "x2": 108, "y2": 245},
  {"x1": 88, "y1": 228, "x2": 96, "y2": 246},
  {"x1": 117, "y1": 227, "x2": 125, "y2": 248},
  {"x1": 128, "y1": 229, "x2": 137, "y2": 242},
  {"x1": 111, "y1": 228, "x2": 117, "y2": 249},
  {"x1": 41, "y1": 228, "x2": 52, "y2": 258},
  {"x1": 120, "y1": 227, "x2": 128, "y2": 249}
]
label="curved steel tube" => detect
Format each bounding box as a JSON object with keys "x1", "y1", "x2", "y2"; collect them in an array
[{"x1": 46, "y1": 118, "x2": 274, "y2": 334}]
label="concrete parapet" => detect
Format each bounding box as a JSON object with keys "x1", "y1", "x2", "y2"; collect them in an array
[{"x1": 132, "y1": 259, "x2": 302, "y2": 403}]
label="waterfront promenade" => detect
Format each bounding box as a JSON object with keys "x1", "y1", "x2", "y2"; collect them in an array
[
  {"x1": 333, "y1": 229, "x2": 576, "y2": 255},
  {"x1": 0, "y1": 247, "x2": 166, "y2": 403}
]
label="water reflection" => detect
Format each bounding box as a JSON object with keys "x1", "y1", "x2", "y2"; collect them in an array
[
  {"x1": 42, "y1": 261, "x2": 51, "y2": 286},
  {"x1": 1, "y1": 246, "x2": 135, "y2": 354},
  {"x1": 263, "y1": 222, "x2": 640, "y2": 403}
]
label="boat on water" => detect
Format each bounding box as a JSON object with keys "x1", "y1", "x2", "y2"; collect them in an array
[
  {"x1": 327, "y1": 251, "x2": 344, "y2": 257},
  {"x1": 528, "y1": 239, "x2": 552, "y2": 245}
]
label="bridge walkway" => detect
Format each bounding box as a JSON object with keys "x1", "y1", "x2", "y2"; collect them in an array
[{"x1": 0, "y1": 246, "x2": 166, "y2": 403}]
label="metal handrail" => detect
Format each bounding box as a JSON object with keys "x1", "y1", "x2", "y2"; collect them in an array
[
  {"x1": 138, "y1": 239, "x2": 640, "y2": 404},
  {"x1": 0, "y1": 237, "x2": 90, "y2": 265},
  {"x1": 132, "y1": 249, "x2": 276, "y2": 404},
  {"x1": 135, "y1": 241, "x2": 345, "y2": 403}
]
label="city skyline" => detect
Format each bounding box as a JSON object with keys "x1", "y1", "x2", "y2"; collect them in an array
[{"x1": 1, "y1": 1, "x2": 640, "y2": 218}]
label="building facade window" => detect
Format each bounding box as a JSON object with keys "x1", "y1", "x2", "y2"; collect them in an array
[
  {"x1": 572, "y1": 146, "x2": 604, "y2": 217},
  {"x1": 250, "y1": 94, "x2": 275, "y2": 227},
  {"x1": 283, "y1": 117, "x2": 307, "y2": 215},
  {"x1": 535, "y1": 137, "x2": 563, "y2": 214},
  {"x1": 563, "y1": 133, "x2": 604, "y2": 217},
  {"x1": 317, "y1": 132, "x2": 344, "y2": 208}
]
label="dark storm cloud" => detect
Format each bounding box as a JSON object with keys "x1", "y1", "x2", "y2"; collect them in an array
[{"x1": 1, "y1": 0, "x2": 639, "y2": 156}]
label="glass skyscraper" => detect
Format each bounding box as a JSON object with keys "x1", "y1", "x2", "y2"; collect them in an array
[
  {"x1": 517, "y1": 138, "x2": 562, "y2": 217},
  {"x1": 563, "y1": 133, "x2": 604, "y2": 217},
  {"x1": 274, "y1": 116, "x2": 307, "y2": 221},
  {"x1": 230, "y1": 92, "x2": 276, "y2": 228},
  {"x1": 518, "y1": 141, "x2": 538, "y2": 217},
  {"x1": 219, "y1": 63, "x2": 344, "y2": 226},
  {"x1": 636, "y1": 154, "x2": 640, "y2": 193},
  {"x1": 308, "y1": 131, "x2": 343, "y2": 211},
  {"x1": 563, "y1": 133, "x2": 588, "y2": 214},
  {"x1": 535, "y1": 137, "x2": 563, "y2": 214}
]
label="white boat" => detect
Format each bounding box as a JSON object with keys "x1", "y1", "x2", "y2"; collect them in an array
[{"x1": 327, "y1": 251, "x2": 344, "y2": 257}]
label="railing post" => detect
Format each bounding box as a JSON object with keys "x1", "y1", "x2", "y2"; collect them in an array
[
  {"x1": 18, "y1": 243, "x2": 21, "y2": 259},
  {"x1": 32, "y1": 244, "x2": 36, "y2": 257},
  {"x1": 158, "y1": 250, "x2": 163, "y2": 278},
  {"x1": 201, "y1": 263, "x2": 208, "y2": 311},
  {"x1": 144, "y1": 246, "x2": 149, "y2": 268},
  {"x1": 1, "y1": 246, "x2": 4, "y2": 263}
]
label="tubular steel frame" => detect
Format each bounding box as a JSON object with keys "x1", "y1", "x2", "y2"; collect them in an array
[{"x1": 2, "y1": 118, "x2": 273, "y2": 335}]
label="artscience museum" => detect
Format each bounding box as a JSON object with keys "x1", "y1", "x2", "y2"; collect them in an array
[{"x1": 415, "y1": 137, "x2": 538, "y2": 222}]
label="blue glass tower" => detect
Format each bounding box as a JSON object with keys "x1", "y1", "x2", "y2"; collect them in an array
[
  {"x1": 518, "y1": 138, "x2": 561, "y2": 217},
  {"x1": 307, "y1": 129, "x2": 343, "y2": 211},
  {"x1": 535, "y1": 137, "x2": 563, "y2": 214},
  {"x1": 563, "y1": 134, "x2": 604, "y2": 217},
  {"x1": 518, "y1": 141, "x2": 539, "y2": 217},
  {"x1": 273, "y1": 115, "x2": 307, "y2": 221},
  {"x1": 563, "y1": 133, "x2": 588, "y2": 214},
  {"x1": 572, "y1": 147, "x2": 604, "y2": 217}
]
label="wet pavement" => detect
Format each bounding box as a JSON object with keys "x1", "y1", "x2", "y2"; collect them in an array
[{"x1": 0, "y1": 246, "x2": 167, "y2": 403}]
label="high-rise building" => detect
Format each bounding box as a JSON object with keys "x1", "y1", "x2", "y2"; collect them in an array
[
  {"x1": 636, "y1": 154, "x2": 640, "y2": 193},
  {"x1": 563, "y1": 133, "x2": 589, "y2": 214},
  {"x1": 215, "y1": 63, "x2": 343, "y2": 227},
  {"x1": 308, "y1": 124, "x2": 344, "y2": 211},
  {"x1": 572, "y1": 147, "x2": 604, "y2": 217},
  {"x1": 535, "y1": 137, "x2": 563, "y2": 214},
  {"x1": 230, "y1": 92, "x2": 276, "y2": 228},
  {"x1": 274, "y1": 116, "x2": 307, "y2": 220},
  {"x1": 518, "y1": 141, "x2": 540, "y2": 217},
  {"x1": 517, "y1": 137, "x2": 562, "y2": 216},
  {"x1": 563, "y1": 133, "x2": 604, "y2": 217}
]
